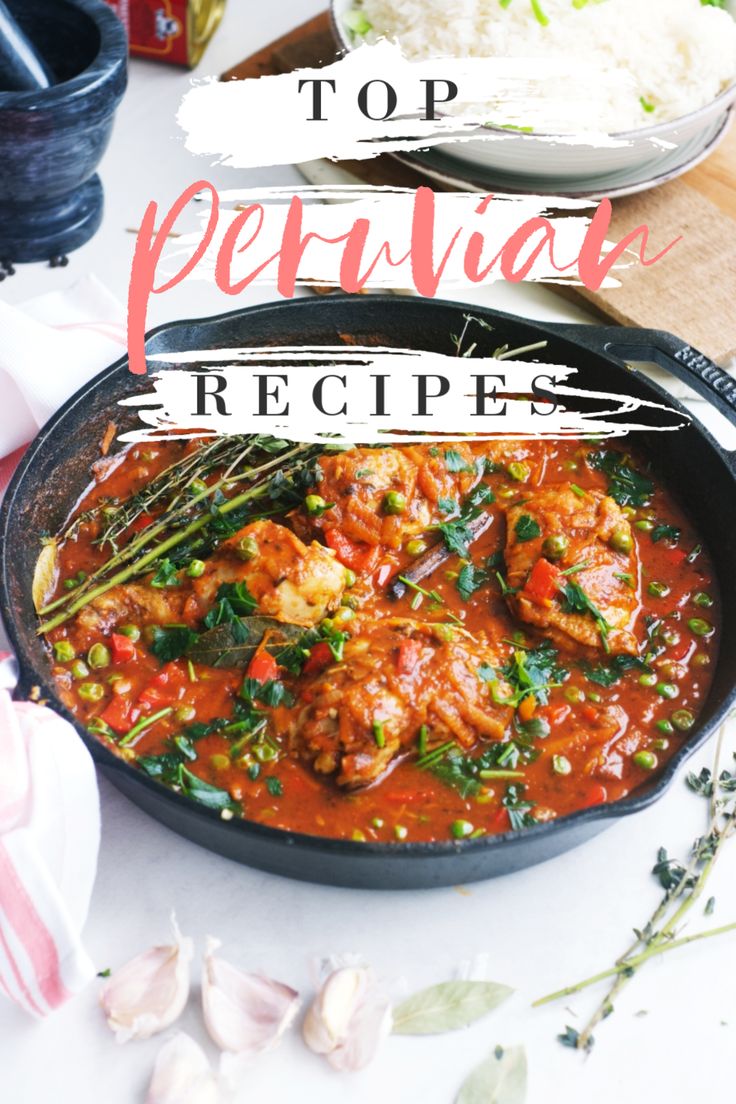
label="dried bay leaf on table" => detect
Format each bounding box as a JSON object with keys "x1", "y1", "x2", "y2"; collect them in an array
[
  {"x1": 456, "y1": 1046, "x2": 527, "y2": 1104},
  {"x1": 391, "y1": 980, "x2": 514, "y2": 1036}
]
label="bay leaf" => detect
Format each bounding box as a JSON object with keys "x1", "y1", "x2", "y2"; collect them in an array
[
  {"x1": 391, "y1": 980, "x2": 513, "y2": 1036},
  {"x1": 186, "y1": 615, "x2": 303, "y2": 669},
  {"x1": 32, "y1": 539, "x2": 59, "y2": 614},
  {"x1": 456, "y1": 1045, "x2": 527, "y2": 1104}
]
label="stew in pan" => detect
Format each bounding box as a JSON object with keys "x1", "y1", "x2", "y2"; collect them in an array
[{"x1": 36, "y1": 429, "x2": 719, "y2": 843}]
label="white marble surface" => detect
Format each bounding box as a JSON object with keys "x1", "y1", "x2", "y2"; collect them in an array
[{"x1": 1, "y1": 2, "x2": 735, "y2": 1101}]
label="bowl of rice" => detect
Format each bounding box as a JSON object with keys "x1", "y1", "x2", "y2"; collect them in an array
[{"x1": 331, "y1": 0, "x2": 736, "y2": 185}]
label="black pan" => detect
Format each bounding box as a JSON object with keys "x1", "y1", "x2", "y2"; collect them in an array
[{"x1": 2, "y1": 296, "x2": 735, "y2": 889}]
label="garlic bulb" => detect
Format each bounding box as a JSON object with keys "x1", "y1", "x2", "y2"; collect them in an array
[
  {"x1": 100, "y1": 916, "x2": 193, "y2": 1043},
  {"x1": 302, "y1": 964, "x2": 392, "y2": 1072},
  {"x1": 146, "y1": 1033, "x2": 219, "y2": 1104},
  {"x1": 202, "y1": 937, "x2": 301, "y2": 1055}
]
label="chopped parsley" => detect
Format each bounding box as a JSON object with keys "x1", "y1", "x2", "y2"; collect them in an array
[
  {"x1": 514, "y1": 514, "x2": 541, "y2": 543},
  {"x1": 590, "y1": 451, "x2": 654, "y2": 508}
]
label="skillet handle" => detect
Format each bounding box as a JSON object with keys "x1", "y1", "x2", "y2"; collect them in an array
[{"x1": 545, "y1": 323, "x2": 736, "y2": 429}]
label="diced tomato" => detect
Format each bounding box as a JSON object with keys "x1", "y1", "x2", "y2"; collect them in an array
[
  {"x1": 110, "y1": 632, "x2": 136, "y2": 665},
  {"x1": 581, "y1": 782, "x2": 608, "y2": 808},
  {"x1": 138, "y1": 662, "x2": 187, "y2": 708},
  {"x1": 517, "y1": 694, "x2": 536, "y2": 723},
  {"x1": 667, "y1": 639, "x2": 691, "y2": 662},
  {"x1": 324, "y1": 528, "x2": 380, "y2": 574},
  {"x1": 582, "y1": 704, "x2": 599, "y2": 724},
  {"x1": 100, "y1": 696, "x2": 134, "y2": 735},
  {"x1": 523, "y1": 558, "x2": 562, "y2": 605},
  {"x1": 302, "y1": 641, "x2": 334, "y2": 675},
  {"x1": 396, "y1": 638, "x2": 421, "y2": 675},
  {"x1": 490, "y1": 807, "x2": 510, "y2": 831},
  {"x1": 375, "y1": 563, "x2": 393, "y2": 588},
  {"x1": 543, "y1": 702, "x2": 572, "y2": 727},
  {"x1": 247, "y1": 650, "x2": 279, "y2": 684}
]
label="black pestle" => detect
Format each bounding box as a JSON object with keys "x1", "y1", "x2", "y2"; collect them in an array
[{"x1": 0, "y1": 0, "x2": 54, "y2": 91}]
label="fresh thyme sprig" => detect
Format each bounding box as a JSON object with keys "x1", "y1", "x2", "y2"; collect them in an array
[{"x1": 533, "y1": 721, "x2": 736, "y2": 1050}]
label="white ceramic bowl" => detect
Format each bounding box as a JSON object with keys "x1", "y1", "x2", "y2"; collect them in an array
[{"x1": 330, "y1": 0, "x2": 736, "y2": 184}]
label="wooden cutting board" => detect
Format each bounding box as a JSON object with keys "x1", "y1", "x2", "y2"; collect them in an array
[{"x1": 223, "y1": 12, "x2": 736, "y2": 363}]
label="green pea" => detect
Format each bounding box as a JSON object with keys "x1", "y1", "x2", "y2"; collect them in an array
[
  {"x1": 70, "y1": 659, "x2": 90, "y2": 680},
  {"x1": 692, "y1": 653, "x2": 710, "y2": 668},
  {"x1": 564, "y1": 686, "x2": 586, "y2": 704},
  {"x1": 118, "y1": 624, "x2": 141, "y2": 642},
  {"x1": 174, "y1": 704, "x2": 197, "y2": 724},
  {"x1": 635, "y1": 519, "x2": 655, "y2": 532},
  {"x1": 648, "y1": 581, "x2": 670, "y2": 598},
  {"x1": 405, "y1": 538, "x2": 428, "y2": 557},
  {"x1": 507, "y1": 461, "x2": 530, "y2": 483},
  {"x1": 332, "y1": 606, "x2": 354, "y2": 625},
  {"x1": 543, "y1": 534, "x2": 569, "y2": 561},
  {"x1": 656, "y1": 682, "x2": 679, "y2": 700},
  {"x1": 587, "y1": 691, "x2": 602, "y2": 703},
  {"x1": 655, "y1": 719, "x2": 674, "y2": 736},
  {"x1": 87, "y1": 643, "x2": 111, "y2": 670},
  {"x1": 688, "y1": 618, "x2": 713, "y2": 638},
  {"x1": 78, "y1": 682, "x2": 104, "y2": 703},
  {"x1": 660, "y1": 629, "x2": 680, "y2": 647},
  {"x1": 450, "y1": 819, "x2": 474, "y2": 839},
  {"x1": 371, "y1": 817, "x2": 384, "y2": 830},
  {"x1": 638, "y1": 672, "x2": 658, "y2": 687},
  {"x1": 633, "y1": 750, "x2": 658, "y2": 771},
  {"x1": 305, "y1": 494, "x2": 329, "y2": 516},
  {"x1": 671, "y1": 709, "x2": 695, "y2": 732},
  {"x1": 653, "y1": 738, "x2": 670, "y2": 751},
  {"x1": 235, "y1": 536, "x2": 259, "y2": 561},
  {"x1": 186, "y1": 559, "x2": 206, "y2": 578},
  {"x1": 53, "y1": 641, "x2": 75, "y2": 663},
  {"x1": 562, "y1": 460, "x2": 578, "y2": 472},
  {"x1": 382, "y1": 491, "x2": 407, "y2": 515},
  {"x1": 693, "y1": 592, "x2": 713, "y2": 609},
  {"x1": 552, "y1": 755, "x2": 572, "y2": 776},
  {"x1": 496, "y1": 486, "x2": 516, "y2": 500},
  {"x1": 351, "y1": 829, "x2": 366, "y2": 842},
  {"x1": 344, "y1": 568, "x2": 357, "y2": 588},
  {"x1": 341, "y1": 594, "x2": 360, "y2": 610},
  {"x1": 394, "y1": 824, "x2": 408, "y2": 841},
  {"x1": 210, "y1": 754, "x2": 229, "y2": 771},
  {"x1": 190, "y1": 478, "x2": 208, "y2": 496},
  {"x1": 610, "y1": 527, "x2": 634, "y2": 554}
]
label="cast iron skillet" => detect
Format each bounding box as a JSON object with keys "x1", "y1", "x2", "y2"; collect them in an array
[{"x1": 2, "y1": 296, "x2": 736, "y2": 889}]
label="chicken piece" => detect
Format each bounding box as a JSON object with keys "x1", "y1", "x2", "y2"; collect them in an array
[
  {"x1": 280, "y1": 617, "x2": 513, "y2": 788},
  {"x1": 77, "y1": 521, "x2": 345, "y2": 637},
  {"x1": 76, "y1": 583, "x2": 186, "y2": 636},
  {"x1": 191, "y1": 519, "x2": 345, "y2": 628},
  {"x1": 301, "y1": 443, "x2": 483, "y2": 554},
  {"x1": 504, "y1": 484, "x2": 639, "y2": 655}
]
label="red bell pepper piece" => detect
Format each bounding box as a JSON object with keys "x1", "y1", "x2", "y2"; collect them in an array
[
  {"x1": 397, "y1": 638, "x2": 421, "y2": 675},
  {"x1": 523, "y1": 558, "x2": 562, "y2": 605},
  {"x1": 324, "y1": 528, "x2": 380, "y2": 574},
  {"x1": 99, "y1": 695, "x2": 134, "y2": 735},
  {"x1": 110, "y1": 632, "x2": 137, "y2": 665},
  {"x1": 302, "y1": 641, "x2": 334, "y2": 675},
  {"x1": 247, "y1": 650, "x2": 279, "y2": 684},
  {"x1": 138, "y1": 662, "x2": 187, "y2": 707},
  {"x1": 581, "y1": 782, "x2": 608, "y2": 808}
]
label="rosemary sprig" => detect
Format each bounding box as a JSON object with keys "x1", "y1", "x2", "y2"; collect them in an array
[{"x1": 533, "y1": 721, "x2": 736, "y2": 1049}]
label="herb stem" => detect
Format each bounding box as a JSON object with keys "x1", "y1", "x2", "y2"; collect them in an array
[{"x1": 119, "y1": 707, "x2": 174, "y2": 747}]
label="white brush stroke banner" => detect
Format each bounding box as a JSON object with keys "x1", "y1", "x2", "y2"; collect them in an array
[
  {"x1": 119, "y1": 346, "x2": 689, "y2": 444},
  {"x1": 160, "y1": 186, "x2": 647, "y2": 292},
  {"x1": 179, "y1": 41, "x2": 650, "y2": 168}
]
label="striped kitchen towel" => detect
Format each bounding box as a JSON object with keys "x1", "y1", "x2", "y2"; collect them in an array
[{"x1": 0, "y1": 655, "x2": 100, "y2": 1016}]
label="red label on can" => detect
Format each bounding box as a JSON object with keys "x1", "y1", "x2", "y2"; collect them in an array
[
  {"x1": 129, "y1": 1, "x2": 190, "y2": 65},
  {"x1": 104, "y1": 0, "x2": 131, "y2": 35}
]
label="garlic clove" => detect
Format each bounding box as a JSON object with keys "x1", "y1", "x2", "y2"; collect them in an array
[
  {"x1": 302, "y1": 965, "x2": 369, "y2": 1055},
  {"x1": 303, "y1": 964, "x2": 392, "y2": 1071},
  {"x1": 202, "y1": 937, "x2": 301, "y2": 1055},
  {"x1": 100, "y1": 916, "x2": 193, "y2": 1043},
  {"x1": 146, "y1": 1033, "x2": 220, "y2": 1104}
]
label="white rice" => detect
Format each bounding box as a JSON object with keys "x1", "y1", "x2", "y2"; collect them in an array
[{"x1": 354, "y1": 0, "x2": 736, "y2": 132}]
